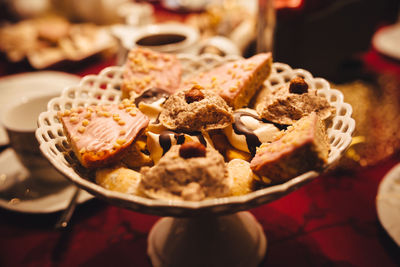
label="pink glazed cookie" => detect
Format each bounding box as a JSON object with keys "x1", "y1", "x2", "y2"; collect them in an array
[{"x1": 59, "y1": 99, "x2": 149, "y2": 168}]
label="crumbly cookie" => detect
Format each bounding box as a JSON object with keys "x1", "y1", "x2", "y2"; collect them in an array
[
  {"x1": 140, "y1": 143, "x2": 230, "y2": 201},
  {"x1": 256, "y1": 77, "x2": 334, "y2": 125},
  {"x1": 159, "y1": 85, "x2": 233, "y2": 132}
]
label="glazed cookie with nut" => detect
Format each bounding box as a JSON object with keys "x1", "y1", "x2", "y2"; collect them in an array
[
  {"x1": 159, "y1": 85, "x2": 233, "y2": 132},
  {"x1": 58, "y1": 99, "x2": 149, "y2": 168}
]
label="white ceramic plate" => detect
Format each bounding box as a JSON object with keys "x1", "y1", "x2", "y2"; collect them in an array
[
  {"x1": 376, "y1": 163, "x2": 400, "y2": 246},
  {"x1": 0, "y1": 148, "x2": 93, "y2": 213},
  {"x1": 372, "y1": 23, "x2": 400, "y2": 61},
  {"x1": 0, "y1": 71, "x2": 81, "y2": 146},
  {"x1": 36, "y1": 54, "x2": 355, "y2": 216}
]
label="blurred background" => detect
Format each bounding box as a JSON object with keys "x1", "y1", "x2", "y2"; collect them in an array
[
  {"x1": 1, "y1": 0, "x2": 399, "y2": 168},
  {"x1": 1, "y1": 0, "x2": 399, "y2": 80}
]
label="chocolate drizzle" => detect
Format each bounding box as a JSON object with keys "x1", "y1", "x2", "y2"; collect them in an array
[
  {"x1": 134, "y1": 87, "x2": 170, "y2": 106},
  {"x1": 261, "y1": 119, "x2": 289, "y2": 131},
  {"x1": 158, "y1": 131, "x2": 207, "y2": 155},
  {"x1": 175, "y1": 134, "x2": 185, "y2": 145},
  {"x1": 159, "y1": 132, "x2": 172, "y2": 155},
  {"x1": 189, "y1": 131, "x2": 207, "y2": 147},
  {"x1": 232, "y1": 111, "x2": 262, "y2": 155}
]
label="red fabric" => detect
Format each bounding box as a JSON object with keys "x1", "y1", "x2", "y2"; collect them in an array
[
  {"x1": 0, "y1": 155, "x2": 399, "y2": 267},
  {"x1": 363, "y1": 47, "x2": 400, "y2": 77}
]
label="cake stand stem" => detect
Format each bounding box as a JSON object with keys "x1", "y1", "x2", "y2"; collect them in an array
[{"x1": 147, "y1": 211, "x2": 267, "y2": 267}]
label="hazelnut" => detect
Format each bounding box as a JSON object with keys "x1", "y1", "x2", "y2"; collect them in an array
[
  {"x1": 289, "y1": 77, "x2": 308, "y2": 94},
  {"x1": 185, "y1": 85, "x2": 205, "y2": 104},
  {"x1": 179, "y1": 142, "x2": 206, "y2": 159}
]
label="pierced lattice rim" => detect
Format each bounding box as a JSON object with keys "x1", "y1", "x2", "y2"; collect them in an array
[{"x1": 36, "y1": 54, "x2": 355, "y2": 216}]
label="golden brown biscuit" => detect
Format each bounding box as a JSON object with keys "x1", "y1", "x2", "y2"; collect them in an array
[
  {"x1": 96, "y1": 166, "x2": 142, "y2": 195},
  {"x1": 250, "y1": 112, "x2": 329, "y2": 183},
  {"x1": 227, "y1": 159, "x2": 257, "y2": 196}
]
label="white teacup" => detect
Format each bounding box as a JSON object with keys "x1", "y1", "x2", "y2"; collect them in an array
[
  {"x1": 113, "y1": 23, "x2": 200, "y2": 65},
  {"x1": 1, "y1": 92, "x2": 66, "y2": 183},
  {"x1": 131, "y1": 23, "x2": 200, "y2": 54}
]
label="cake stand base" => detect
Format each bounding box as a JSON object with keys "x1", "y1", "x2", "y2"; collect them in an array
[{"x1": 147, "y1": 211, "x2": 267, "y2": 267}]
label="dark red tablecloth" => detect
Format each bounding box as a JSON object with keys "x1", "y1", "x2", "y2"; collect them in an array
[
  {"x1": 0, "y1": 47, "x2": 399, "y2": 267},
  {"x1": 0, "y1": 155, "x2": 399, "y2": 267}
]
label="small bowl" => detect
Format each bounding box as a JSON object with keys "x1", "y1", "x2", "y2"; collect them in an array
[{"x1": 3, "y1": 92, "x2": 67, "y2": 183}]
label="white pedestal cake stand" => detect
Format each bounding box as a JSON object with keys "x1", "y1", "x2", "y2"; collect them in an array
[
  {"x1": 148, "y1": 212, "x2": 266, "y2": 267},
  {"x1": 35, "y1": 55, "x2": 355, "y2": 267}
]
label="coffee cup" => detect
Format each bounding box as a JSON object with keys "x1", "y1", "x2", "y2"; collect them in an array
[
  {"x1": 1, "y1": 92, "x2": 66, "y2": 183},
  {"x1": 113, "y1": 23, "x2": 200, "y2": 65}
]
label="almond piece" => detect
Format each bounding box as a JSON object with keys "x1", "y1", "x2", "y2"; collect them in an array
[
  {"x1": 289, "y1": 77, "x2": 308, "y2": 94},
  {"x1": 179, "y1": 141, "x2": 206, "y2": 158},
  {"x1": 185, "y1": 85, "x2": 205, "y2": 104}
]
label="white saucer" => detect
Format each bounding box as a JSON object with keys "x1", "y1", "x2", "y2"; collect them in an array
[
  {"x1": 0, "y1": 71, "x2": 81, "y2": 146},
  {"x1": 372, "y1": 23, "x2": 400, "y2": 61},
  {"x1": 376, "y1": 162, "x2": 400, "y2": 246},
  {"x1": 0, "y1": 148, "x2": 93, "y2": 214}
]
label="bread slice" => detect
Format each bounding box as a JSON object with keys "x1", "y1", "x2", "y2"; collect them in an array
[
  {"x1": 182, "y1": 53, "x2": 272, "y2": 109},
  {"x1": 58, "y1": 99, "x2": 149, "y2": 168},
  {"x1": 121, "y1": 48, "x2": 182, "y2": 98},
  {"x1": 250, "y1": 113, "x2": 329, "y2": 183}
]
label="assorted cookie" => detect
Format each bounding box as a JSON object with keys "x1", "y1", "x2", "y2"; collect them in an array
[
  {"x1": 58, "y1": 99, "x2": 149, "y2": 169},
  {"x1": 256, "y1": 77, "x2": 335, "y2": 125},
  {"x1": 182, "y1": 53, "x2": 272, "y2": 109},
  {"x1": 60, "y1": 48, "x2": 335, "y2": 201},
  {"x1": 140, "y1": 142, "x2": 230, "y2": 201},
  {"x1": 250, "y1": 112, "x2": 329, "y2": 184},
  {"x1": 122, "y1": 48, "x2": 182, "y2": 98},
  {"x1": 159, "y1": 85, "x2": 233, "y2": 132}
]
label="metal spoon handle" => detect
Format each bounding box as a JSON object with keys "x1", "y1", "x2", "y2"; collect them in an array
[{"x1": 55, "y1": 188, "x2": 81, "y2": 230}]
